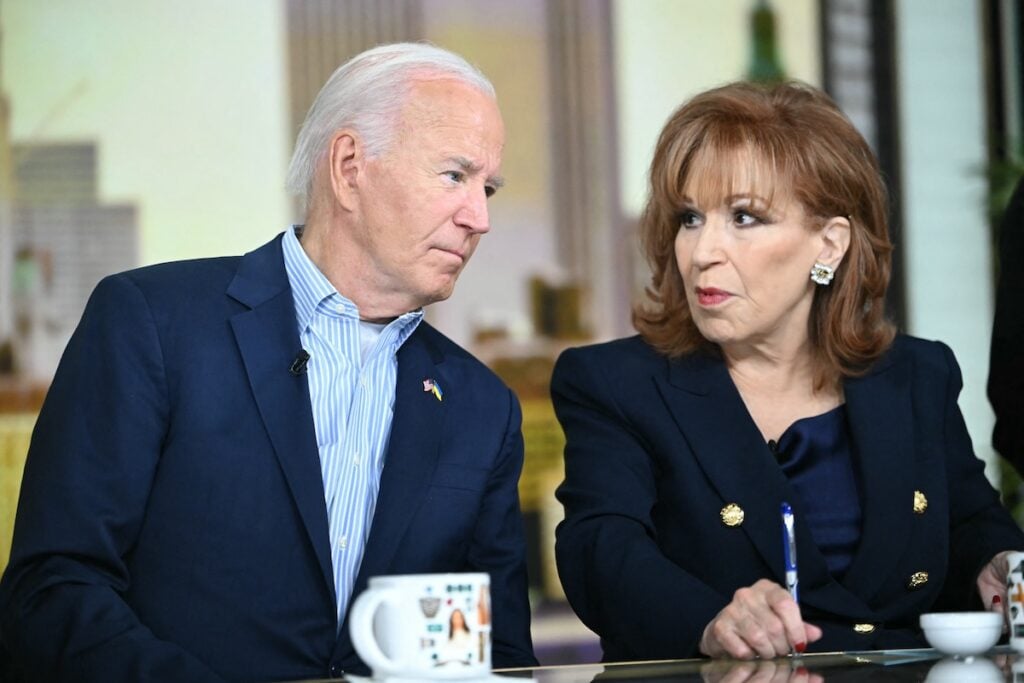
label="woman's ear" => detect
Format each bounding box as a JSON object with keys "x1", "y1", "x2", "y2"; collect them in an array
[
  {"x1": 327, "y1": 129, "x2": 362, "y2": 211},
  {"x1": 817, "y1": 216, "x2": 852, "y2": 269}
]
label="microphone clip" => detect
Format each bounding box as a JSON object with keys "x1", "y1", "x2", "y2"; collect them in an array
[{"x1": 289, "y1": 350, "x2": 310, "y2": 376}]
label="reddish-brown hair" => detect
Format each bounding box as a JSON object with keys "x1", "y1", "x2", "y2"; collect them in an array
[{"x1": 633, "y1": 81, "x2": 895, "y2": 388}]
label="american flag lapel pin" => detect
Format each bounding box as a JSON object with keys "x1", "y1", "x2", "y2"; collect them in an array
[{"x1": 422, "y1": 378, "x2": 443, "y2": 402}]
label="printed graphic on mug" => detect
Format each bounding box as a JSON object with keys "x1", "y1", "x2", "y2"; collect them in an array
[
  {"x1": 428, "y1": 581, "x2": 490, "y2": 668},
  {"x1": 350, "y1": 572, "x2": 493, "y2": 679},
  {"x1": 1007, "y1": 551, "x2": 1024, "y2": 653}
]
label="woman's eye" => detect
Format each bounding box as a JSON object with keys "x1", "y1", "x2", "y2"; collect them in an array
[
  {"x1": 679, "y1": 210, "x2": 701, "y2": 228},
  {"x1": 734, "y1": 210, "x2": 760, "y2": 227}
]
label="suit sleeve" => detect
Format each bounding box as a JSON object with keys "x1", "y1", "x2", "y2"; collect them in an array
[
  {"x1": 552, "y1": 348, "x2": 725, "y2": 660},
  {"x1": 0, "y1": 274, "x2": 225, "y2": 682},
  {"x1": 465, "y1": 388, "x2": 538, "y2": 668},
  {"x1": 938, "y1": 341, "x2": 1024, "y2": 608}
]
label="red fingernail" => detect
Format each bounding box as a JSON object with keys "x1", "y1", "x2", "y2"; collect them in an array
[
  {"x1": 795, "y1": 642, "x2": 807, "y2": 653},
  {"x1": 993, "y1": 595, "x2": 1002, "y2": 605},
  {"x1": 796, "y1": 667, "x2": 809, "y2": 675}
]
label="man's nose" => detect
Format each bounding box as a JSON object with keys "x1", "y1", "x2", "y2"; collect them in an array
[{"x1": 455, "y1": 188, "x2": 490, "y2": 233}]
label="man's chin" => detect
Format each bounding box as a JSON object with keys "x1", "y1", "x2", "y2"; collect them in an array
[
  {"x1": 425, "y1": 288, "x2": 456, "y2": 306},
  {"x1": 416, "y1": 281, "x2": 458, "y2": 308}
]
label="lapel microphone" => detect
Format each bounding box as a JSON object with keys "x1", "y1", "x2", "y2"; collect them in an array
[{"x1": 289, "y1": 350, "x2": 310, "y2": 376}]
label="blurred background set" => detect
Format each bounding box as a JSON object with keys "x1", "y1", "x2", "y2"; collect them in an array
[{"x1": 1, "y1": 0, "x2": 1022, "y2": 664}]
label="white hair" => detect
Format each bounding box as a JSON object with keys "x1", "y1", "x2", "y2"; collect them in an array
[{"x1": 285, "y1": 42, "x2": 496, "y2": 208}]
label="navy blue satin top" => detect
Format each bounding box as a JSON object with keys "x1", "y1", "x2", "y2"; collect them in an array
[{"x1": 772, "y1": 405, "x2": 863, "y2": 579}]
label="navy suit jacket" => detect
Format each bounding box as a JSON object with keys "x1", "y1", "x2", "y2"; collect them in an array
[
  {"x1": 553, "y1": 335, "x2": 1024, "y2": 661},
  {"x1": 0, "y1": 235, "x2": 536, "y2": 682}
]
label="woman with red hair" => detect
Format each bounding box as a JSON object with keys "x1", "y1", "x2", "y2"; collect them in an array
[{"x1": 553, "y1": 81, "x2": 1024, "y2": 661}]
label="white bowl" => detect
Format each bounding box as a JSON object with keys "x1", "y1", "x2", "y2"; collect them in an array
[{"x1": 919, "y1": 611, "x2": 1002, "y2": 656}]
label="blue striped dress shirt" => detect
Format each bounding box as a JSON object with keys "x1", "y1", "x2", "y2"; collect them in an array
[{"x1": 281, "y1": 225, "x2": 423, "y2": 625}]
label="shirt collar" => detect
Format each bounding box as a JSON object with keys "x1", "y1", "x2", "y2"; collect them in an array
[
  {"x1": 282, "y1": 225, "x2": 425, "y2": 343},
  {"x1": 282, "y1": 225, "x2": 338, "y2": 334}
]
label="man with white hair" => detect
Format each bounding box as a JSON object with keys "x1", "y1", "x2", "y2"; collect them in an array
[{"x1": 0, "y1": 43, "x2": 537, "y2": 682}]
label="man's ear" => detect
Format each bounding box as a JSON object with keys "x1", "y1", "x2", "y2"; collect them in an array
[
  {"x1": 817, "y1": 216, "x2": 851, "y2": 269},
  {"x1": 327, "y1": 129, "x2": 362, "y2": 211}
]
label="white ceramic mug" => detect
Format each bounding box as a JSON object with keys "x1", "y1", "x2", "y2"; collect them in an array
[
  {"x1": 349, "y1": 572, "x2": 492, "y2": 680},
  {"x1": 1007, "y1": 551, "x2": 1024, "y2": 652}
]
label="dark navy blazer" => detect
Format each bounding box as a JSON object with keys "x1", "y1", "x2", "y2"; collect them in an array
[
  {"x1": 0, "y1": 235, "x2": 536, "y2": 682},
  {"x1": 553, "y1": 335, "x2": 1024, "y2": 662}
]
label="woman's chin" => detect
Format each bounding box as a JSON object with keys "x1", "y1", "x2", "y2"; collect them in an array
[{"x1": 694, "y1": 326, "x2": 738, "y2": 348}]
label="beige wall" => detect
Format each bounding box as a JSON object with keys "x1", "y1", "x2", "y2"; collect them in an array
[
  {"x1": 613, "y1": 0, "x2": 821, "y2": 218},
  {"x1": 896, "y1": 0, "x2": 997, "y2": 479},
  {"x1": 3, "y1": 0, "x2": 291, "y2": 264}
]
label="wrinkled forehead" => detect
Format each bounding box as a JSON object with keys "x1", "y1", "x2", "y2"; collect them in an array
[{"x1": 677, "y1": 143, "x2": 790, "y2": 209}]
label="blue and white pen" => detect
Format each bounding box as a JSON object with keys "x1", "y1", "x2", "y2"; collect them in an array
[{"x1": 780, "y1": 501, "x2": 798, "y2": 603}]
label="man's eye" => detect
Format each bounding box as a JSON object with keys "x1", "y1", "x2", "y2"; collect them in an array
[{"x1": 444, "y1": 170, "x2": 464, "y2": 183}]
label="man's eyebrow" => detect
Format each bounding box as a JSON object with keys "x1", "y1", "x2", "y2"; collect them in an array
[{"x1": 448, "y1": 156, "x2": 505, "y2": 189}]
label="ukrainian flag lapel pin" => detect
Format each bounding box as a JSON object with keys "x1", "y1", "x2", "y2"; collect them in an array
[{"x1": 422, "y1": 378, "x2": 443, "y2": 402}]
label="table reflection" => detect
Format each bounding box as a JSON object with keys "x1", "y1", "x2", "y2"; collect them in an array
[{"x1": 492, "y1": 647, "x2": 1024, "y2": 682}]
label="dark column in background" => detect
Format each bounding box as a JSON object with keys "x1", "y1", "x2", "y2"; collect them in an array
[
  {"x1": 981, "y1": 0, "x2": 1024, "y2": 260},
  {"x1": 819, "y1": 0, "x2": 906, "y2": 329}
]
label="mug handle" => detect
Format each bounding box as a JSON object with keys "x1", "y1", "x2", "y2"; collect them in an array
[{"x1": 349, "y1": 586, "x2": 402, "y2": 676}]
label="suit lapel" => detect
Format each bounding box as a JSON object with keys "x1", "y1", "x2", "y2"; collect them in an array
[
  {"x1": 839, "y1": 352, "x2": 914, "y2": 601},
  {"x1": 655, "y1": 352, "x2": 871, "y2": 617},
  {"x1": 227, "y1": 236, "x2": 335, "y2": 600},
  {"x1": 656, "y1": 354, "x2": 796, "y2": 582},
  {"x1": 353, "y1": 327, "x2": 446, "y2": 588}
]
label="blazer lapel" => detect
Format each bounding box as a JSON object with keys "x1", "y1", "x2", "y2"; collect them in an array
[
  {"x1": 655, "y1": 352, "x2": 871, "y2": 618},
  {"x1": 226, "y1": 236, "x2": 335, "y2": 600},
  {"x1": 352, "y1": 328, "x2": 446, "y2": 588},
  {"x1": 839, "y1": 352, "x2": 914, "y2": 601},
  {"x1": 656, "y1": 354, "x2": 796, "y2": 582}
]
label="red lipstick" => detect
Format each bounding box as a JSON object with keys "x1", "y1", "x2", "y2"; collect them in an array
[{"x1": 695, "y1": 287, "x2": 731, "y2": 306}]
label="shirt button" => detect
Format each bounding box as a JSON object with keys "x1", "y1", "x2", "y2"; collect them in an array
[
  {"x1": 353, "y1": 453, "x2": 361, "y2": 466},
  {"x1": 339, "y1": 535, "x2": 348, "y2": 549},
  {"x1": 359, "y1": 375, "x2": 367, "y2": 388}
]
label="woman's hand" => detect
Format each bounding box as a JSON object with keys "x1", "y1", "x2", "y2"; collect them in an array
[
  {"x1": 977, "y1": 549, "x2": 1018, "y2": 616},
  {"x1": 699, "y1": 579, "x2": 823, "y2": 659}
]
